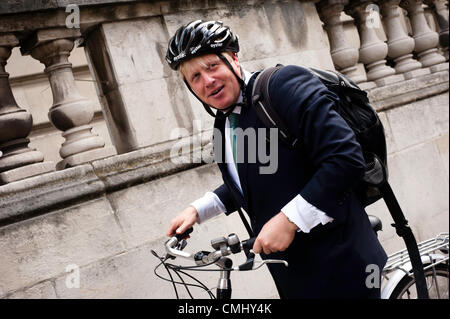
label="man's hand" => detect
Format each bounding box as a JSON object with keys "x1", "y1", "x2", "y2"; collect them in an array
[
  {"x1": 167, "y1": 206, "x2": 199, "y2": 238},
  {"x1": 253, "y1": 212, "x2": 298, "y2": 255}
]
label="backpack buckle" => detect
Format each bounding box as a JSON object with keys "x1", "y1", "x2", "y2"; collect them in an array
[{"x1": 252, "y1": 94, "x2": 261, "y2": 105}]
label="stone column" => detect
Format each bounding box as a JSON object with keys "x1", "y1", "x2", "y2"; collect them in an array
[
  {"x1": 21, "y1": 29, "x2": 115, "y2": 170},
  {"x1": 424, "y1": 0, "x2": 449, "y2": 60},
  {"x1": 317, "y1": 0, "x2": 368, "y2": 84},
  {"x1": 346, "y1": 0, "x2": 404, "y2": 86},
  {"x1": 0, "y1": 34, "x2": 54, "y2": 185},
  {"x1": 378, "y1": 0, "x2": 430, "y2": 79},
  {"x1": 400, "y1": 0, "x2": 447, "y2": 70}
]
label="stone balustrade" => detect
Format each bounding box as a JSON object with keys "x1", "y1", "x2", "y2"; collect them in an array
[
  {"x1": 378, "y1": 0, "x2": 429, "y2": 79},
  {"x1": 424, "y1": 0, "x2": 449, "y2": 60},
  {"x1": 345, "y1": 0, "x2": 404, "y2": 87},
  {"x1": 20, "y1": 29, "x2": 116, "y2": 171},
  {"x1": 317, "y1": 0, "x2": 368, "y2": 83},
  {"x1": 316, "y1": 0, "x2": 448, "y2": 85},
  {"x1": 0, "y1": 34, "x2": 55, "y2": 185},
  {"x1": 0, "y1": 0, "x2": 448, "y2": 185},
  {"x1": 400, "y1": 0, "x2": 447, "y2": 68}
]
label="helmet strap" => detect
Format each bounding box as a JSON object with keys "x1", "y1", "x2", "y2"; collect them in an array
[
  {"x1": 183, "y1": 79, "x2": 217, "y2": 117},
  {"x1": 215, "y1": 53, "x2": 248, "y2": 117}
]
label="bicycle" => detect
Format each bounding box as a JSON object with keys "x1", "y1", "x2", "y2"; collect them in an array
[
  {"x1": 151, "y1": 227, "x2": 287, "y2": 299},
  {"x1": 152, "y1": 222, "x2": 449, "y2": 299},
  {"x1": 368, "y1": 216, "x2": 449, "y2": 299}
]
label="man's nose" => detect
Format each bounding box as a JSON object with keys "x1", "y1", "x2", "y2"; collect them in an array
[{"x1": 204, "y1": 73, "x2": 215, "y2": 87}]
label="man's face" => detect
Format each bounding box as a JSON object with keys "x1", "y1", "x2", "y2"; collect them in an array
[{"x1": 181, "y1": 53, "x2": 242, "y2": 110}]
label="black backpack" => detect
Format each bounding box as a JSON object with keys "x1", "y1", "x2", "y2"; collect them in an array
[
  {"x1": 249, "y1": 64, "x2": 430, "y2": 298},
  {"x1": 251, "y1": 65, "x2": 388, "y2": 207}
]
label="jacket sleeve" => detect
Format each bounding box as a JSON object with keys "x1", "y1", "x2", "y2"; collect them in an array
[
  {"x1": 213, "y1": 183, "x2": 239, "y2": 216},
  {"x1": 269, "y1": 65, "x2": 366, "y2": 222}
]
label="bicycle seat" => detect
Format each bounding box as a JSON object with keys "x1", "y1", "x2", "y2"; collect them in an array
[{"x1": 368, "y1": 215, "x2": 382, "y2": 233}]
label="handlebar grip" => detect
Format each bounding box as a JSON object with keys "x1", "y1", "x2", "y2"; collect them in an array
[
  {"x1": 175, "y1": 227, "x2": 193, "y2": 241},
  {"x1": 242, "y1": 237, "x2": 256, "y2": 250}
]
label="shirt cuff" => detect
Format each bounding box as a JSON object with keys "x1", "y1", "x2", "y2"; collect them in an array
[
  {"x1": 190, "y1": 191, "x2": 227, "y2": 224},
  {"x1": 281, "y1": 194, "x2": 334, "y2": 233}
]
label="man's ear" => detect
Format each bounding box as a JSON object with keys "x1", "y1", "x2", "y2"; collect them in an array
[
  {"x1": 231, "y1": 52, "x2": 239, "y2": 65},
  {"x1": 230, "y1": 52, "x2": 241, "y2": 76}
]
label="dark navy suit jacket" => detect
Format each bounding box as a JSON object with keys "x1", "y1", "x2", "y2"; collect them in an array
[{"x1": 212, "y1": 65, "x2": 387, "y2": 298}]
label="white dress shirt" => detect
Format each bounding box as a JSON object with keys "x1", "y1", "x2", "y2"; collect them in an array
[{"x1": 190, "y1": 69, "x2": 333, "y2": 233}]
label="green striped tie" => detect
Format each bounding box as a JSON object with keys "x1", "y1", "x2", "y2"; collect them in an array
[{"x1": 229, "y1": 113, "x2": 239, "y2": 168}]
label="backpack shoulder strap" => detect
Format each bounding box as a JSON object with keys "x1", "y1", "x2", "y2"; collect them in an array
[
  {"x1": 379, "y1": 180, "x2": 429, "y2": 299},
  {"x1": 251, "y1": 65, "x2": 300, "y2": 149}
]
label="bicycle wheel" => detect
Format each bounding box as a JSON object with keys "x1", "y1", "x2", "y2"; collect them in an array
[{"x1": 389, "y1": 263, "x2": 449, "y2": 299}]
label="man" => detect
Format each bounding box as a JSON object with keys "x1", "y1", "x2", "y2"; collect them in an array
[{"x1": 165, "y1": 20, "x2": 387, "y2": 298}]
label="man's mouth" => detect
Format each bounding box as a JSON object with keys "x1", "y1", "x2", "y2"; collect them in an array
[{"x1": 210, "y1": 86, "x2": 224, "y2": 97}]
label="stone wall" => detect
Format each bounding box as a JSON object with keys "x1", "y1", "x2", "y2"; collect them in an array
[{"x1": 367, "y1": 91, "x2": 449, "y2": 254}]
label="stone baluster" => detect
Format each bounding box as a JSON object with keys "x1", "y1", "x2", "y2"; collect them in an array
[
  {"x1": 0, "y1": 34, "x2": 54, "y2": 185},
  {"x1": 317, "y1": 0, "x2": 368, "y2": 84},
  {"x1": 378, "y1": 0, "x2": 431, "y2": 79},
  {"x1": 424, "y1": 0, "x2": 449, "y2": 60},
  {"x1": 21, "y1": 29, "x2": 115, "y2": 170},
  {"x1": 346, "y1": 0, "x2": 404, "y2": 86},
  {"x1": 400, "y1": 0, "x2": 447, "y2": 70}
]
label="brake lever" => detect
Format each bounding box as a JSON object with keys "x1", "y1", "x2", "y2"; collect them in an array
[
  {"x1": 252, "y1": 259, "x2": 289, "y2": 270},
  {"x1": 165, "y1": 237, "x2": 193, "y2": 260},
  {"x1": 238, "y1": 237, "x2": 256, "y2": 270},
  {"x1": 235, "y1": 259, "x2": 288, "y2": 271}
]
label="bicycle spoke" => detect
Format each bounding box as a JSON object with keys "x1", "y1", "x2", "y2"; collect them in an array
[{"x1": 431, "y1": 267, "x2": 441, "y2": 299}]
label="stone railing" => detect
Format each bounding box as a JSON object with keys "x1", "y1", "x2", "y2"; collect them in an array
[
  {"x1": 0, "y1": 0, "x2": 448, "y2": 189},
  {"x1": 0, "y1": 30, "x2": 115, "y2": 184},
  {"x1": 316, "y1": 0, "x2": 448, "y2": 89}
]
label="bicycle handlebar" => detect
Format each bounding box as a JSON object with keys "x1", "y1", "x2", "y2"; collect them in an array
[{"x1": 164, "y1": 229, "x2": 288, "y2": 271}]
